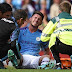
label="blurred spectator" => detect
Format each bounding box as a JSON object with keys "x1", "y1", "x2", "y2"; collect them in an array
[
  {"x1": 5, "y1": 0, "x2": 12, "y2": 7},
  {"x1": 38, "y1": 0, "x2": 48, "y2": 31},
  {"x1": 0, "y1": 2, "x2": 12, "y2": 19},
  {"x1": 0, "y1": 0, "x2": 5, "y2": 3},
  {"x1": 50, "y1": 0, "x2": 61, "y2": 19},
  {"x1": 12, "y1": 0, "x2": 22, "y2": 11},
  {"x1": 33, "y1": 0, "x2": 40, "y2": 11},
  {"x1": 62, "y1": 0, "x2": 70, "y2": 1},
  {"x1": 22, "y1": 0, "x2": 36, "y2": 18}
]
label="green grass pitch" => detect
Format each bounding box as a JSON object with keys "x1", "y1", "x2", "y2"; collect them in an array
[{"x1": 0, "y1": 67, "x2": 72, "y2": 72}]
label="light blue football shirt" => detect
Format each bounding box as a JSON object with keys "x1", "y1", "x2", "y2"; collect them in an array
[{"x1": 18, "y1": 26, "x2": 48, "y2": 56}]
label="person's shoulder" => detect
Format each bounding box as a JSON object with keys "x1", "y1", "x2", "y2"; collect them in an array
[
  {"x1": 51, "y1": 3, "x2": 57, "y2": 8},
  {"x1": 0, "y1": 18, "x2": 15, "y2": 24},
  {"x1": 50, "y1": 17, "x2": 57, "y2": 24},
  {"x1": 20, "y1": 26, "x2": 28, "y2": 30}
]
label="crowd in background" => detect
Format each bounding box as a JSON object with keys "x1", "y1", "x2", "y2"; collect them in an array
[{"x1": 0, "y1": 0, "x2": 71, "y2": 31}]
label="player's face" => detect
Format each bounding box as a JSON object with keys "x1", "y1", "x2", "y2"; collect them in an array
[
  {"x1": 31, "y1": 14, "x2": 42, "y2": 27},
  {"x1": 2, "y1": 11, "x2": 12, "y2": 18}
]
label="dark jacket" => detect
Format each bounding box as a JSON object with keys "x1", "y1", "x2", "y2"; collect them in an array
[{"x1": 0, "y1": 18, "x2": 16, "y2": 59}]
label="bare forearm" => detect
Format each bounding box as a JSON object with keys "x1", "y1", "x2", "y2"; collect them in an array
[{"x1": 44, "y1": 48, "x2": 50, "y2": 55}]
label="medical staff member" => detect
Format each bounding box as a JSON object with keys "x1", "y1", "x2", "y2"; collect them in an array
[{"x1": 41, "y1": 1, "x2": 72, "y2": 69}]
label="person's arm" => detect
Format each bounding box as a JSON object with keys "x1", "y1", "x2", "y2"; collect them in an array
[
  {"x1": 44, "y1": 47, "x2": 50, "y2": 55},
  {"x1": 50, "y1": 5, "x2": 55, "y2": 19},
  {"x1": 40, "y1": 41, "x2": 50, "y2": 55},
  {"x1": 41, "y1": 19, "x2": 57, "y2": 42}
]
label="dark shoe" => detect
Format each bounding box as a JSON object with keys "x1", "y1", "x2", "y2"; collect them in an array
[
  {"x1": 8, "y1": 49, "x2": 18, "y2": 67},
  {"x1": 53, "y1": 63, "x2": 61, "y2": 69},
  {"x1": 53, "y1": 65, "x2": 61, "y2": 69},
  {"x1": 15, "y1": 66, "x2": 25, "y2": 69}
]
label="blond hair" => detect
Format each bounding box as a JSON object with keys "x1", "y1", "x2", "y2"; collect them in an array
[{"x1": 59, "y1": 1, "x2": 71, "y2": 13}]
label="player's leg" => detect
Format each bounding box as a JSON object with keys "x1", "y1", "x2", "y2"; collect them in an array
[{"x1": 39, "y1": 55, "x2": 50, "y2": 66}]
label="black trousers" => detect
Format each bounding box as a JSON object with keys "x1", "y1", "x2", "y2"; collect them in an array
[
  {"x1": 0, "y1": 44, "x2": 11, "y2": 59},
  {"x1": 0, "y1": 40, "x2": 21, "y2": 59},
  {"x1": 50, "y1": 38, "x2": 72, "y2": 63}
]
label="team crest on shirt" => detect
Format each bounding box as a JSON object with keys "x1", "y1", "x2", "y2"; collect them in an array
[{"x1": 36, "y1": 37, "x2": 40, "y2": 41}]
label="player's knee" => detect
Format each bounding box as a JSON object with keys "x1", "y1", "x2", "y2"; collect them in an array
[{"x1": 39, "y1": 55, "x2": 51, "y2": 65}]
